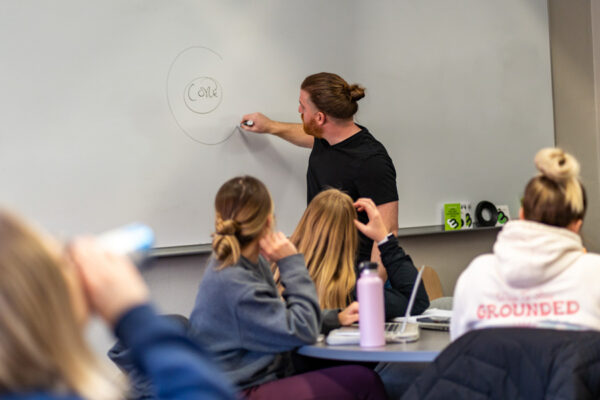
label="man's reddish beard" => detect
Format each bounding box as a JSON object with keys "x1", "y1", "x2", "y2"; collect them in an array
[{"x1": 302, "y1": 114, "x2": 323, "y2": 138}]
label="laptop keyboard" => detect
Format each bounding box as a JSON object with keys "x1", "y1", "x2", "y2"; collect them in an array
[{"x1": 385, "y1": 322, "x2": 403, "y2": 333}]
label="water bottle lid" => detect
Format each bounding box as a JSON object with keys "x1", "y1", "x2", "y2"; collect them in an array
[{"x1": 358, "y1": 261, "x2": 378, "y2": 274}]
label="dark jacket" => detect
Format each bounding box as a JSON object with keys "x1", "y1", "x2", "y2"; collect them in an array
[
  {"x1": 402, "y1": 327, "x2": 600, "y2": 400},
  {"x1": 108, "y1": 314, "x2": 192, "y2": 399},
  {"x1": 322, "y1": 235, "x2": 430, "y2": 333}
]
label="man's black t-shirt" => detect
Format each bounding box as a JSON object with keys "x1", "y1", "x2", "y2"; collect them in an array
[{"x1": 306, "y1": 125, "x2": 398, "y2": 262}]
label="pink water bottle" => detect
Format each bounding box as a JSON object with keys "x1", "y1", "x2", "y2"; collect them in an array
[{"x1": 357, "y1": 261, "x2": 385, "y2": 347}]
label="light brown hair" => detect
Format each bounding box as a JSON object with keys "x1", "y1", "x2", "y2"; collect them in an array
[
  {"x1": 286, "y1": 189, "x2": 358, "y2": 309},
  {"x1": 301, "y1": 72, "x2": 365, "y2": 120},
  {"x1": 522, "y1": 148, "x2": 587, "y2": 227},
  {"x1": 213, "y1": 176, "x2": 272, "y2": 268},
  {"x1": 0, "y1": 211, "x2": 120, "y2": 399}
]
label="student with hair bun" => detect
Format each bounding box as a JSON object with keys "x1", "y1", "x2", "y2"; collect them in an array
[
  {"x1": 451, "y1": 148, "x2": 600, "y2": 340},
  {"x1": 241, "y1": 72, "x2": 399, "y2": 270},
  {"x1": 189, "y1": 176, "x2": 387, "y2": 400}
]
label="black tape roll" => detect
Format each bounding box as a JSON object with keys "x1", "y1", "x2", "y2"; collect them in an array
[{"x1": 475, "y1": 201, "x2": 498, "y2": 227}]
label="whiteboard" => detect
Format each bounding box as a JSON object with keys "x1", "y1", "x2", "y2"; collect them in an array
[{"x1": 0, "y1": 1, "x2": 554, "y2": 247}]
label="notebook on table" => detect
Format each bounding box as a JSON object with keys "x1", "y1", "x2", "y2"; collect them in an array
[
  {"x1": 415, "y1": 315, "x2": 450, "y2": 331},
  {"x1": 326, "y1": 266, "x2": 425, "y2": 345},
  {"x1": 326, "y1": 322, "x2": 420, "y2": 345}
]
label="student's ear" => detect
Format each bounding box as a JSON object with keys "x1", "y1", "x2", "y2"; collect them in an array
[
  {"x1": 568, "y1": 219, "x2": 583, "y2": 234},
  {"x1": 316, "y1": 111, "x2": 326, "y2": 125},
  {"x1": 263, "y1": 214, "x2": 274, "y2": 234},
  {"x1": 519, "y1": 207, "x2": 524, "y2": 220}
]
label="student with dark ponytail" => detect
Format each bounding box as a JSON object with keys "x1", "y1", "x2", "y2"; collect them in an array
[
  {"x1": 452, "y1": 148, "x2": 600, "y2": 340},
  {"x1": 190, "y1": 176, "x2": 387, "y2": 400}
]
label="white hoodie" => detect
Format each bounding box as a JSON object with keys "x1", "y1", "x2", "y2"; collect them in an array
[{"x1": 451, "y1": 220, "x2": 600, "y2": 340}]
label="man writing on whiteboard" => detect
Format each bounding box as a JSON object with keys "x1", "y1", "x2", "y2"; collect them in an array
[{"x1": 241, "y1": 72, "x2": 399, "y2": 275}]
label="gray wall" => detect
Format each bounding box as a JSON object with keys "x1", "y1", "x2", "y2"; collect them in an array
[
  {"x1": 548, "y1": 0, "x2": 600, "y2": 251},
  {"x1": 87, "y1": 254, "x2": 209, "y2": 356}
]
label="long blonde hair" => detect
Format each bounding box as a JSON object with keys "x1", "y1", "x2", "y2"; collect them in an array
[
  {"x1": 212, "y1": 176, "x2": 272, "y2": 268},
  {"x1": 0, "y1": 211, "x2": 120, "y2": 399},
  {"x1": 288, "y1": 189, "x2": 358, "y2": 309},
  {"x1": 522, "y1": 148, "x2": 587, "y2": 227}
]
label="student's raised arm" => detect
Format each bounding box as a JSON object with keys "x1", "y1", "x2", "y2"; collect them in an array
[
  {"x1": 354, "y1": 198, "x2": 429, "y2": 319},
  {"x1": 230, "y1": 232, "x2": 321, "y2": 352},
  {"x1": 69, "y1": 239, "x2": 237, "y2": 400},
  {"x1": 241, "y1": 112, "x2": 314, "y2": 148}
]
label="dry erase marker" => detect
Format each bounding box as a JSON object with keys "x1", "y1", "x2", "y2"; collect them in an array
[
  {"x1": 241, "y1": 120, "x2": 254, "y2": 127},
  {"x1": 96, "y1": 223, "x2": 154, "y2": 268},
  {"x1": 97, "y1": 223, "x2": 154, "y2": 255}
]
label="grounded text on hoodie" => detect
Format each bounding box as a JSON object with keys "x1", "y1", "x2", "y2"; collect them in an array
[{"x1": 451, "y1": 220, "x2": 600, "y2": 340}]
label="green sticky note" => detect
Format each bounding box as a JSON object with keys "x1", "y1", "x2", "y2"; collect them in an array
[{"x1": 444, "y1": 203, "x2": 462, "y2": 231}]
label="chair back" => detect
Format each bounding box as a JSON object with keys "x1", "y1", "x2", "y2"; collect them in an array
[{"x1": 422, "y1": 266, "x2": 443, "y2": 300}]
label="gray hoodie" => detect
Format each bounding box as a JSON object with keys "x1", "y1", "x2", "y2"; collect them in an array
[{"x1": 189, "y1": 253, "x2": 321, "y2": 390}]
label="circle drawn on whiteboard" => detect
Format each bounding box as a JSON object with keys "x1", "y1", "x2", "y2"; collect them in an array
[
  {"x1": 184, "y1": 77, "x2": 223, "y2": 114},
  {"x1": 166, "y1": 46, "x2": 235, "y2": 145}
]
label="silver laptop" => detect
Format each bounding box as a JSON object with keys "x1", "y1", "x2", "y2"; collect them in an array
[{"x1": 326, "y1": 266, "x2": 425, "y2": 345}]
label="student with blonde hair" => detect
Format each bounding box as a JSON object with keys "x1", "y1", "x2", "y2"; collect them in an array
[
  {"x1": 0, "y1": 210, "x2": 237, "y2": 400},
  {"x1": 279, "y1": 189, "x2": 429, "y2": 399},
  {"x1": 283, "y1": 189, "x2": 429, "y2": 333},
  {"x1": 189, "y1": 176, "x2": 387, "y2": 400},
  {"x1": 290, "y1": 189, "x2": 358, "y2": 312},
  {"x1": 451, "y1": 147, "x2": 600, "y2": 340}
]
